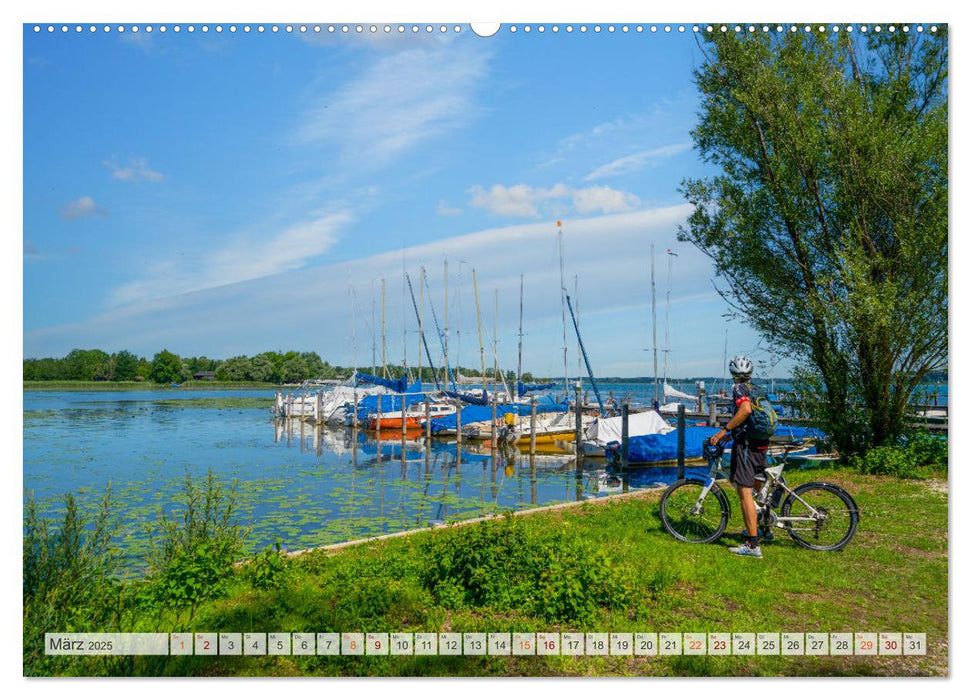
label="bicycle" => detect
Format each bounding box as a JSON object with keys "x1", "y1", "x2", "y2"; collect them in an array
[{"x1": 658, "y1": 440, "x2": 859, "y2": 551}]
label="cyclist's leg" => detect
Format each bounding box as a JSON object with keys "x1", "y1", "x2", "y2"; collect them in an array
[{"x1": 730, "y1": 444, "x2": 760, "y2": 546}]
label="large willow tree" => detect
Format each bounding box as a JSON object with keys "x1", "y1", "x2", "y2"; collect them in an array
[{"x1": 679, "y1": 27, "x2": 947, "y2": 452}]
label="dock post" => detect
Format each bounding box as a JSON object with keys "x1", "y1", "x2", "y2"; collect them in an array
[
  {"x1": 574, "y1": 382, "x2": 584, "y2": 466},
  {"x1": 274, "y1": 392, "x2": 281, "y2": 419},
  {"x1": 491, "y1": 390, "x2": 498, "y2": 446},
  {"x1": 529, "y1": 396, "x2": 537, "y2": 456},
  {"x1": 677, "y1": 403, "x2": 686, "y2": 480},
  {"x1": 456, "y1": 403, "x2": 463, "y2": 446},
  {"x1": 425, "y1": 398, "x2": 431, "y2": 443},
  {"x1": 401, "y1": 394, "x2": 407, "y2": 444},
  {"x1": 316, "y1": 391, "x2": 323, "y2": 425},
  {"x1": 376, "y1": 398, "x2": 382, "y2": 434},
  {"x1": 708, "y1": 398, "x2": 717, "y2": 427},
  {"x1": 352, "y1": 390, "x2": 359, "y2": 430},
  {"x1": 621, "y1": 401, "x2": 629, "y2": 488},
  {"x1": 300, "y1": 414, "x2": 306, "y2": 453}
]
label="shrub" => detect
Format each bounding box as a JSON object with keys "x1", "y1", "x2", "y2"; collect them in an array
[
  {"x1": 248, "y1": 542, "x2": 290, "y2": 591},
  {"x1": 849, "y1": 431, "x2": 948, "y2": 479},
  {"x1": 23, "y1": 487, "x2": 121, "y2": 674},
  {"x1": 144, "y1": 471, "x2": 249, "y2": 620},
  {"x1": 419, "y1": 515, "x2": 633, "y2": 625}
]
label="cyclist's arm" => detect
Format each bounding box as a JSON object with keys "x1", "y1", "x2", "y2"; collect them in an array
[{"x1": 711, "y1": 401, "x2": 752, "y2": 443}]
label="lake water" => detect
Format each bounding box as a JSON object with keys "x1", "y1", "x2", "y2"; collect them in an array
[
  {"x1": 23, "y1": 380, "x2": 946, "y2": 573},
  {"x1": 23, "y1": 386, "x2": 700, "y2": 574}
]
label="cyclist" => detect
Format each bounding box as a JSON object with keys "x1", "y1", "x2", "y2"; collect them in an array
[{"x1": 707, "y1": 355, "x2": 769, "y2": 558}]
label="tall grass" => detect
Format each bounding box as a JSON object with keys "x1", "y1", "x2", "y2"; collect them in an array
[{"x1": 23, "y1": 487, "x2": 122, "y2": 674}]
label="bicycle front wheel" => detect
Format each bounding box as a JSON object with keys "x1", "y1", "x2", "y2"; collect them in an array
[
  {"x1": 780, "y1": 482, "x2": 859, "y2": 551},
  {"x1": 659, "y1": 479, "x2": 730, "y2": 544}
]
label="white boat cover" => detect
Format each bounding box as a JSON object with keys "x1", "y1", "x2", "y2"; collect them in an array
[
  {"x1": 319, "y1": 384, "x2": 388, "y2": 423},
  {"x1": 584, "y1": 409, "x2": 674, "y2": 445},
  {"x1": 664, "y1": 382, "x2": 699, "y2": 401}
]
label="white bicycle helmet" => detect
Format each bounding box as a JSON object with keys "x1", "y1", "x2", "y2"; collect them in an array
[{"x1": 729, "y1": 354, "x2": 753, "y2": 378}]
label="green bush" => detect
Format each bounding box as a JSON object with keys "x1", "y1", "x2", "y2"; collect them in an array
[
  {"x1": 849, "y1": 432, "x2": 947, "y2": 479},
  {"x1": 419, "y1": 515, "x2": 633, "y2": 625},
  {"x1": 248, "y1": 542, "x2": 290, "y2": 591},
  {"x1": 23, "y1": 487, "x2": 122, "y2": 675},
  {"x1": 144, "y1": 471, "x2": 249, "y2": 619}
]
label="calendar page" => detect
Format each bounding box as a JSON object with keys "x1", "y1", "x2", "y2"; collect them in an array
[{"x1": 20, "y1": 0, "x2": 950, "y2": 683}]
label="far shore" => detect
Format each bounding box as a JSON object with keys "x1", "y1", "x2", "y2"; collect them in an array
[{"x1": 23, "y1": 380, "x2": 287, "y2": 392}]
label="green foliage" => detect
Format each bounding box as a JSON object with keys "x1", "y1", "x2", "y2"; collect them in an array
[
  {"x1": 247, "y1": 542, "x2": 290, "y2": 591},
  {"x1": 679, "y1": 29, "x2": 947, "y2": 453},
  {"x1": 145, "y1": 471, "x2": 249, "y2": 618},
  {"x1": 848, "y1": 432, "x2": 947, "y2": 479},
  {"x1": 149, "y1": 349, "x2": 186, "y2": 384},
  {"x1": 23, "y1": 487, "x2": 122, "y2": 674},
  {"x1": 112, "y1": 350, "x2": 141, "y2": 381},
  {"x1": 419, "y1": 515, "x2": 634, "y2": 624}
]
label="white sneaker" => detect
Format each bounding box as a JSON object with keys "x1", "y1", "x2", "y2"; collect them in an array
[{"x1": 729, "y1": 543, "x2": 763, "y2": 558}]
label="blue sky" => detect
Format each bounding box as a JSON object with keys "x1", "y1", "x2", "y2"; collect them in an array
[{"x1": 22, "y1": 22, "x2": 835, "y2": 379}]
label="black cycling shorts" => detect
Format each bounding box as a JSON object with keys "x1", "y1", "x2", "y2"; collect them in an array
[{"x1": 729, "y1": 442, "x2": 768, "y2": 488}]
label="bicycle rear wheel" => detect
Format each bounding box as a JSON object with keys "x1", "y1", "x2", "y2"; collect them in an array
[
  {"x1": 780, "y1": 482, "x2": 859, "y2": 551},
  {"x1": 659, "y1": 479, "x2": 730, "y2": 544}
]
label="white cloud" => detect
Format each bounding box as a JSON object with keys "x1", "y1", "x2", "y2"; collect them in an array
[
  {"x1": 436, "y1": 199, "x2": 463, "y2": 217},
  {"x1": 296, "y1": 42, "x2": 490, "y2": 168},
  {"x1": 108, "y1": 211, "x2": 353, "y2": 306},
  {"x1": 468, "y1": 183, "x2": 638, "y2": 218},
  {"x1": 59, "y1": 196, "x2": 108, "y2": 221},
  {"x1": 104, "y1": 157, "x2": 165, "y2": 183},
  {"x1": 571, "y1": 186, "x2": 641, "y2": 214},
  {"x1": 584, "y1": 142, "x2": 692, "y2": 181}
]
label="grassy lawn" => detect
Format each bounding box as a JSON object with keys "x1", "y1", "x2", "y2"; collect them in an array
[{"x1": 32, "y1": 468, "x2": 947, "y2": 677}]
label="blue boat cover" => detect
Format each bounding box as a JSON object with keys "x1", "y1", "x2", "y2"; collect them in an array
[
  {"x1": 605, "y1": 424, "x2": 828, "y2": 465},
  {"x1": 443, "y1": 389, "x2": 491, "y2": 406},
  {"x1": 605, "y1": 426, "x2": 721, "y2": 464},
  {"x1": 354, "y1": 372, "x2": 422, "y2": 394},
  {"x1": 517, "y1": 380, "x2": 555, "y2": 395}
]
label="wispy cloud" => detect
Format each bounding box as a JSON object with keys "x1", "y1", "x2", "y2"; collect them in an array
[
  {"x1": 24, "y1": 241, "x2": 82, "y2": 260},
  {"x1": 27, "y1": 204, "x2": 738, "y2": 377},
  {"x1": 296, "y1": 42, "x2": 491, "y2": 168},
  {"x1": 584, "y1": 142, "x2": 692, "y2": 181},
  {"x1": 108, "y1": 210, "x2": 353, "y2": 306},
  {"x1": 436, "y1": 199, "x2": 463, "y2": 217},
  {"x1": 104, "y1": 157, "x2": 165, "y2": 183},
  {"x1": 468, "y1": 183, "x2": 639, "y2": 218},
  {"x1": 59, "y1": 196, "x2": 108, "y2": 221}
]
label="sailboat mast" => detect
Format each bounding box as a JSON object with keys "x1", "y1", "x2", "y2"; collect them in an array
[
  {"x1": 651, "y1": 245, "x2": 658, "y2": 406},
  {"x1": 473, "y1": 268, "x2": 486, "y2": 392},
  {"x1": 402, "y1": 253, "x2": 407, "y2": 381},
  {"x1": 575, "y1": 274, "x2": 581, "y2": 388},
  {"x1": 381, "y1": 278, "x2": 388, "y2": 379},
  {"x1": 418, "y1": 268, "x2": 424, "y2": 383},
  {"x1": 558, "y1": 223, "x2": 569, "y2": 397},
  {"x1": 443, "y1": 260, "x2": 449, "y2": 380},
  {"x1": 349, "y1": 282, "x2": 357, "y2": 377},
  {"x1": 371, "y1": 283, "x2": 376, "y2": 377},
  {"x1": 664, "y1": 248, "x2": 676, "y2": 389},
  {"x1": 493, "y1": 288, "x2": 499, "y2": 396},
  {"x1": 517, "y1": 274, "x2": 523, "y2": 400}
]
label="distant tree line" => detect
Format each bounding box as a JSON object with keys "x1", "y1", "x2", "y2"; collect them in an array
[
  {"x1": 23, "y1": 349, "x2": 347, "y2": 385},
  {"x1": 24, "y1": 349, "x2": 547, "y2": 386}
]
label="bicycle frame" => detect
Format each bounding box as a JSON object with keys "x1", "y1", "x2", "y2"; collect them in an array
[{"x1": 699, "y1": 443, "x2": 828, "y2": 526}]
